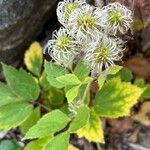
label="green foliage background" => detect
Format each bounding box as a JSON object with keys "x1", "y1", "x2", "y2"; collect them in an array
[{"x1": 0, "y1": 42, "x2": 148, "y2": 150}]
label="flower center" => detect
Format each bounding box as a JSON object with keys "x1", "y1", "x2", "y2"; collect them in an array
[
  {"x1": 55, "y1": 36, "x2": 71, "y2": 51},
  {"x1": 66, "y1": 3, "x2": 79, "y2": 14},
  {"x1": 108, "y1": 10, "x2": 123, "y2": 25},
  {"x1": 78, "y1": 14, "x2": 96, "y2": 29},
  {"x1": 95, "y1": 46, "x2": 109, "y2": 62}
]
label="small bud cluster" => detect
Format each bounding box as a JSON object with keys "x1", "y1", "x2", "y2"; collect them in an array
[{"x1": 44, "y1": 0, "x2": 133, "y2": 76}]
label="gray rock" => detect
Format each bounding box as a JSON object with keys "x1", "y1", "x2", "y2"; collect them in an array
[{"x1": 0, "y1": 0, "x2": 57, "y2": 74}]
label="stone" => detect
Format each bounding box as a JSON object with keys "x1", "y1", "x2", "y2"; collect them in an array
[{"x1": 0, "y1": 0, "x2": 57, "y2": 75}]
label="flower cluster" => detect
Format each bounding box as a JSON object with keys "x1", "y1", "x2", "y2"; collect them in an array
[{"x1": 44, "y1": 0, "x2": 132, "y2": 76}]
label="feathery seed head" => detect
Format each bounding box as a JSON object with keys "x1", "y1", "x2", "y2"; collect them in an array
[
  {"x1": 77, "y1": 13, "x2": 96, "y2": 28},
  {"x1": 44, "y1": 0, "x2": 132, "y2": 75},
  {"x1": 67, "y1": 4, "x2": 102, "y2": 39},
  {"x1": 98, "y1": 2, "x2": 133, "y2": 35},
  {"x1": 66, "y1": 2, "x2": 79, "y2": 14},
  {"x1": 55, "y1": 36, "x2": 71, "y2": 51},
  {"x1": 44, "y1": 27, "x2": 78, "y2": 66},
  {"x1": 95, "y1": 46, "x2": 110, "y2": 63},
  {"x1": 108, "y1": 10, "x2": 123, "y2": 25},
  {"x1": 84, "y1": 35, "x2": 124, "y2": 74},
  {"x1": 57, "y1": 0, "x2": 86, "y2": 26}
]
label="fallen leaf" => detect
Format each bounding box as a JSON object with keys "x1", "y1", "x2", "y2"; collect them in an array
[
  {"x1": 68, "y1": 144, "x2": 79, "y2": 150},
  {"x1": 132, "y1": 101, "x2": 150, "y2": 126},
  {"x1": 107, "y1": 117, "x2": 133, "y2": 134},
  {"x1": 124, "y1": 56, "x2": 150, "y2": 79}
]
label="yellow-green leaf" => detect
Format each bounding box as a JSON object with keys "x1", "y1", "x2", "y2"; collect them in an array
[
  {"x1": 56, "y1": 74, "x2": 80, "y2": 86},
  {"x1": 24, "y1": 110, "x2": 70, "y2": 139},
  {"x1": 98, "y1": 65, "x2": 122, "y2": 88},
  {"x1": 2, "y1": 64, "x2": 40, "y2": 101},
  {"x1": 44, "y1": 61, "x2": 69, "y2": 88},
  {"x1": 0, "y1": 82, "x2": 19, "y2": 107},
  {"x1": 74, "y1": 61, "x2": 90, "y2": 81},
  {"x1": 0, "y1": 102, "x2": 33, "y2": 130},
  {"x1": 20, "y1": 107, "x2": 41, "y2": 134},
  {"x1": 66, "y1": 85, "x2": 80, "y2": 103},
  {"x1": 107, "y1": 65, "x2": 122, "y2": 75},
  {"x1": 77, "y1": 110, "x2": 104, "y2": 143},
  {"x1": 69, "y1": 105, "x2": 90, "y2": 133},
  {"x1": 94, "y1": 78, "x2": 143, "y2": 118},
  {"x1": 82, "y1": 77, "x2": 93, "y2": 85},
  {"x1": 24, "y1": 42, "x2": 43, "y2": 76},
  {"x1": 24, "y1": 137, "x2": 50, "y2": 150},
  {"x1": 44, "y1": 132, "x2": 70, "y2": 150},
  {"x1": 98, "y1": 74, "x2": 106, "y2": 90}
]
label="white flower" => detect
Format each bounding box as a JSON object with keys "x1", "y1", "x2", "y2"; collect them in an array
[
  {"x1": 84, "y1": 35, "x2": 124, "y2": 74},
  {"x1": 67, "y1": 4, "x2": 102, "y2": 39},
  {"x1": 97, "y1": 2, "x2": 133, "y2": 35},
  {"x1": 57, "y1": 0, "x2": 86, "y2": 26},
  {"x1": 73, "y1": 32, "x2": 102, "y2": 63},
  {"x1": 44, "y1": 27, "x2": 78, "y2": 66}
]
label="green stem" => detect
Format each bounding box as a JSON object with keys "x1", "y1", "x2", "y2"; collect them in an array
[
  {"x1": 81, "y1": 81, "x2": 91, "y2": 103},
  {"x1": 33, "y1": 101, "x2": 51, "y2": 112},
  {"x1": 97, "y1": 143, "x2": 102, "y2": 150}
]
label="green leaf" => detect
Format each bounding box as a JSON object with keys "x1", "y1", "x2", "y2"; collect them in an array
[
  {"x1": 24, "y1": 42, "x2": 43, "y2": 76},
  {"x1": 39, "y1": 71, "x2": 51, "y2": 90},
  {"x1": 24, "y1": 137, "x2": 50, "y2": 150},
  {"x1": 0, "y1": 82, "x2": 19, "y2": 107},
  {"x1": 143, "y1": 84, "x2": 150, "y2": 99},
  {"x1": 59, "y1": 103, "x2": 71, "y2": 117},
  {"x1": 78, "y1": 84, "x2": 90, "y2": 105},
  {"x1": 44, "y1": 132, "x2": 70, "y2": 150},
  {"x1": 44, "y1": 61, "x2": 68, "y2": 88},
  {"x1": 133, "y1": 19, "x2": 144, "y2": 31},
  {"x1": 40, "y1": 71, "x2": 65, "y2": 107},
  {"x1": 66, "y1": 85, "x2": 80, "y2": 103},
  {"x1": 134, "y1": 79, "x2": 145, "y2": 87},
  {"x1": 69, "y1": 105, "x2": 90, "y2": 133},
  {"x1": 2, "y1": 64, "x2": 40, "y2": 101},
  {"x1": 24, "y1": 110, "x2": 70, "y2": 139},
  {"x1": 98, "y1": 74, "x2": 106, "y2": 90},
  {"x1": 107, "y1": 65, "x2": 122, "y2": 75},
  {"x1": 0, "y1": 102, "x2": 33, "y2": 130},
  {"x1": 20, "y1": 107, "x2": 41, "y2": 134},
  {"x1": 134, "y1": 79, "x2": 150, "y2": 99},
  {"x1": 98, "y1": 65, "x2": 122, "y2": 85},
  {"x1": 74, "y1": 61, "x2": 90, "y2": 80},
  {"x1": 56, "y1": 74, "x2": 80, "y2": 86},
  {"x1": 0, "y1": 140, "x2": 20, "y2": 150},
  {"x1": 94, "y1": 79, "x2": 143, "y2": 118},
  {"x1": 82, "y1": 77, "x2": 93, "y2": 85},
  {"x1": 120, "y1": 68, "x2": 133, "y2": 82},
  {"x1": 42, "y1": 87, "x2": 65, "y2": 107},
  {"x1": 77, "y1": 110, "x2": 104, "y2": 143}
]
